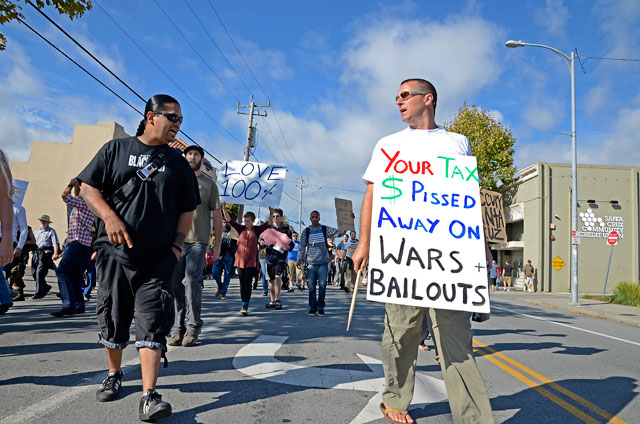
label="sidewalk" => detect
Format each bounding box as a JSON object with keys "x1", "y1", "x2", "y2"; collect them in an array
[{"x1": 492, "y1": 289, "x2": 640, "y2": 327}]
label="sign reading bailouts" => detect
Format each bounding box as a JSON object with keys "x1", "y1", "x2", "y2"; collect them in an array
[
  {"x1": 218, "y1": 161, "x2": 287, "y2": 207},
  {"x1": 367, "y1": 149, "x2": 490, "y2": 313}
]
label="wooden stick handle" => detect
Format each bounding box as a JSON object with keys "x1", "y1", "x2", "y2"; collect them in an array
[{"x1": 346, "y1": 269, "x2": 363, "y2": 332}]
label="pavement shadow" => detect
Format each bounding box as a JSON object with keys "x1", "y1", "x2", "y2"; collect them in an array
[
  {"x1": 479, "y1": 341, "x2": 607, "y2": 357},
  {"x1": 0, "y1": 341, "x2": 101, "y2": 357}
]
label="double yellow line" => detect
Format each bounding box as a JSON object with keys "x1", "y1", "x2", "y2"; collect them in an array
[{"x1": 472, "y1": 339, "x2": 628, "y2": 424}]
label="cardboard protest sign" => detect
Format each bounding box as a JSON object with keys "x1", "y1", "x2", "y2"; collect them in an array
[
  {"x1": 335, "y1": 198, "x2": 355, "y2": 231},
  {"x1": 480, "y1": 189, "x2": 507, "y2": 243},
  {"x1": 218, "y1": 161, "x2": 287, "y2": 207},
  {"x1": 367, "y1": 150, "x2": 490, "y2": 313}
]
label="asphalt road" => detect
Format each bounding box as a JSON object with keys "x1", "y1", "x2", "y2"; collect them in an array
[{"x1": 1, "y1": 280, "x2": 638, "y2": 424}]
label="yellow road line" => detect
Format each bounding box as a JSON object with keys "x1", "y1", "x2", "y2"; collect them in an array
[{"x1": 473, "y1": 339, "x2": 628, "y2": 424}]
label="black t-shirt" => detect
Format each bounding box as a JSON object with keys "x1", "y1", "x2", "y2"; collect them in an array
[
  {"x1": 220, "y1": 225, "x2": 238, "y2": 257},
  {"x1": 503, "y1": 264, "x2": 513, "y2": 277},
  {"x1": 265, "y1": 225, "x2": 294, "y2": 265},
  {"x1": 77, "y1": 136, "x2": 200, "y2": 264}
]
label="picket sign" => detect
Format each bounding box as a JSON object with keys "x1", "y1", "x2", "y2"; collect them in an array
[
  {"x1": 367, "y1": 149, "x2": 490, "y2": 313},
  {"x1": 218, "y1": 161, "x2": 287, "y2": 207}
]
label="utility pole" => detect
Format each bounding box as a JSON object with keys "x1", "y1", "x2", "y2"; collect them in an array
[
  {"x1": 297, "y1": 178, "x2": 308, "y2": 235},
  {"x1": 236, "y1": 94, "x2": 270, "y2": 216}
]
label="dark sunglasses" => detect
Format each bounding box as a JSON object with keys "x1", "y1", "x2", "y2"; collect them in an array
[
  {"x1": 395, "y1": 89, "x2": 428, "y2": 102},
  {"x1": 272, "y1": 214, "x2": 281, "y2": 218},
  {"x1": 153, "y1": 111, "x2": 183, "y2": 124}
]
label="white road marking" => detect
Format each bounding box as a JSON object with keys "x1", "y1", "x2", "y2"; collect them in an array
[
  {"x1": 492, "y1": 305, "x2": 640, "y2": 347},
  {"x1": 233, "y1": 335, "x2": 448, "y2": 424}
]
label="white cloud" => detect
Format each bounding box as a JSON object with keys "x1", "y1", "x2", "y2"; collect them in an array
[
  {"x1": 523, "y1": 98, "x2": 565, "y2": 132},
  {"x1": 535, "y1": 0, "x2": 570, "y2": 36},
  {"x1": 584, "y1": 84, "x2": 610, "y2": 117}
]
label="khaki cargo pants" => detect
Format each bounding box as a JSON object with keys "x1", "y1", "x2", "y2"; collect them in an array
[{"x1": 382, "y1": 303, "x2": 494, "y2": 424}]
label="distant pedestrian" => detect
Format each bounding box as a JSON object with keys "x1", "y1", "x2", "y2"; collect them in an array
[
  {"x1": 489, "y1": 260, "x2": 498, "y2": 291},
  {"x1": 211, "y1": 222, "x2": 237, "y2": 300},
  {"x1": 524, "y1": 260, "x2": 534, "y2": 293},
  {"x1": 5, "y1": 197, "x2": 28, "y2": 301},
  {"x1": 265, "y1": 209, "x2": 293, "y2": 310},
  {"x1": 502, "y1": 261, "x2": 513, "y2": 292},
  {"x1": 31, "y1": 214, "x2": 59, "y2": 299},
  {"x1": 287, "y1": 233, "x2": 301, "y2": 291}
]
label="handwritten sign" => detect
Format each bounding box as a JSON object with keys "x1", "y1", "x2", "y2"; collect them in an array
[
  {"x1": 12, "y1": 179, "x2": 28, "y2": 206},
  {"x1": 480, "y1": 189, "x2": 507, "y2": 243},
  {"x1": 218, "y1": 161, "x2": 287, "y2": 207},
  {"x1": 335, "y1": 198, "x2": 355, "y2": 231},
  {"x1": 367, "y1": 149, "x2": 490, "y2": 313}
]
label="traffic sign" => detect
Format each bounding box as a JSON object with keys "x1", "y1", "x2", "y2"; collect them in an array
[
  {"x1": 571, "y1": 230, "x2": 581, "y2": 245},
  {"x1": 552, "y1": 256, "x2": 565, "y2": 271},
  {"x1": 607, "y1": 230, "x2": 619, "y2": 246}
]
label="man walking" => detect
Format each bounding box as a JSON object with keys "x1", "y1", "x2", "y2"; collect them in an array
[
  {"x1": 286, "y1": 233, "x2": 301, "y2": 291},
  {"x1": 502, "y1": 260, "x2": 513, "y2": 292},
  {"x1": 31, "y1": 214, "x2": 59, "y2": 299},
  {"x1": 353, "y1": 79, "x2": 493, "y2": 424},
  {"x1": 78, "y1": 94, "x2": 199, "y2": 422},
  {"x1": 298, "y1": 211, "x2": 341, "y2": 316},
  {"x1": 51, "y1": 179, "x2": 95, "y2": 317},
  {"x1": 168, "y1": 144, "x2": 222, "y2": 347},
  {"x1": 524, "y1": 259, "x2": 534, "y2": 293},
  {"x1": 265, "y1": 208, "x2": 293, "y2": 310},
  {"x1": 5, "y1": 200, "x2": 28, "y2": 301}
]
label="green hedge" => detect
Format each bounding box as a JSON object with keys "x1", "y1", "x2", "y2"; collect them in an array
[{"x1": 612, "y1": 282, "x2": 640, "y2": 306}]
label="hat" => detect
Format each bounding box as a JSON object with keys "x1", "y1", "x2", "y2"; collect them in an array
[
  {"x1": 39, "y1": 214, "x2": 52, "y2": 223},
  {"x1": 183, "y1": 144, "x2": 204, "y2": 157}
]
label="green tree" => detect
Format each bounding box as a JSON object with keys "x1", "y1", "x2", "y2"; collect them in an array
[
  {"x1": 444, "y1": 103, "x2": 516, "y2": 191},
  {"x1": 1, "y1": 0, "x2": 92, "y2": 51}
]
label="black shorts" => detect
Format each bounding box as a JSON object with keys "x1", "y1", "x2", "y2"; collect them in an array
[
  {"x1": 267, "y1": 262, "x2": 286, "y2": 280},
  {"x1": 95, "y1": 248, "x2": 178, "y2": 351}
]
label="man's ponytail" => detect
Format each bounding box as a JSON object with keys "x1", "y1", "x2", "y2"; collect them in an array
[
  {"x1": 135, "y1": 118, "x2": 146, "y2": 136},
  {"x1": 135, "y1": 94, "x2": 180, "y2": 136}
]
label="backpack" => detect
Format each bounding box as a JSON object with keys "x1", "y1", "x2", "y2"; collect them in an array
[{"x1": 304, "y1": 225, "x2": 330, "y2": 251}]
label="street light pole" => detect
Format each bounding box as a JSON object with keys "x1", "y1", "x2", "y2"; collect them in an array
[{"x1": 505, "y1": 40, "x2": 579, "y2": 305}]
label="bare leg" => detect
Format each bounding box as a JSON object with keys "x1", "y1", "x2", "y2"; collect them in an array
[
  {"x1": 139, "y1": 348, "x2": 162, "y2": 393},
  {"x1": 105, "y1": 347, "x2": 123, "y2": 373},
  {"x1": 273, "y1": 275, "x2": 282, "y2": 300}
]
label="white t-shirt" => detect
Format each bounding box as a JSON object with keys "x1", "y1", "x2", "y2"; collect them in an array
[{"x1": 362, "y1": 127, "x2": 472, "y2": 183}]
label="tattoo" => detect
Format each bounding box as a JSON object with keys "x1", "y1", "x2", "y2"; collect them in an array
[
  {"x1": 80, "y1": 185, "x2": 100, "y2": 216},
  {"x1": 173, "y1": 231, "x2": 186, "y2": 248}
]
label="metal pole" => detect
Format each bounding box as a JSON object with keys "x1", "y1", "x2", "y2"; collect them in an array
[
  {"x1": 603, "y1": 245, "x2": 614, "y2": 296},
  {"x1": 298, "y1": 178, "x2": 304, "y2": 235},
  {"x1": 569, "y1": 50, "x2": 579, "y2": 305}
]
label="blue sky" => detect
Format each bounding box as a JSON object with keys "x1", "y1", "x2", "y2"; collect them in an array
[{"x1": 2, "y1": 0, "x2": 639, "y2": 230}]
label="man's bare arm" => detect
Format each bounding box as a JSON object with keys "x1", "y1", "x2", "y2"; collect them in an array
[
  {"x1": 211, "y1": 209, "x2": 223, "y2": 260},
  {"x1": 172, "y1": 210, "x2": 194, "y2": 260},
  {"x1": 80, "y1": 182, "x2": 133, "y2": 248},
  {"x1": 352, "y1": 182, "x2": 373, "y2": 272}
]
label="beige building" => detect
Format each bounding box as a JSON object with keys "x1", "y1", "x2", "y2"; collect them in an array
[
  {"x1": 496, "y1": 162, "x2": 638, "y2": 294},
  {"x1": 9, "y1": 121, "x2": 212, "y2": 241}
]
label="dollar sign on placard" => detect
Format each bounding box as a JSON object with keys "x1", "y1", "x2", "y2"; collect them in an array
[{"x1": 382, "y1": 176, "x2": 403, "y2": 202}]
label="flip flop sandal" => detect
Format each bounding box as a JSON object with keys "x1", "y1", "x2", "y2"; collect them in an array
[
  {"x1": 265, "y1": 301, "x2": 276, "y2": 308},
  {"x1": 274, "y1": 300, "x2": 282, "y2": 310},
  {"x1": 379, "y1": 403, "x2": 411, "y2": 424}
]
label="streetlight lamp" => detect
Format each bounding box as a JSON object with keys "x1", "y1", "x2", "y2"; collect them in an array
[{"x1": 505, "y1": 39, "x2": 579, "y2": 305}]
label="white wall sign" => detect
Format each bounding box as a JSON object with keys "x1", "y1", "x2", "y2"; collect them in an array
[
  {"x1": 218, "y1": 161, "x2": 287, "y2": 207},
  {"x1": 367, "y1": 150, "x2": 490, "y2": 313},
  {"x1": 580, "y1": 208, "x2": 624, "y2": 240}
]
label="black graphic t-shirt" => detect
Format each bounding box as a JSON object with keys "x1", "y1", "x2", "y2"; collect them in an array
[{"x1": 77, "y1": 136, "x2": 200, "y2": 264}]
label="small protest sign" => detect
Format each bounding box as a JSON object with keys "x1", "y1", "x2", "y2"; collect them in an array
[
  {"x1": 12, "y1": 179, "x2": 28, "y2": 207},
  {"x1": 367, "y1": 149, "x2": 490, "y2": 313},
  {"x1": 218, "y1": 161, "x2": 287, "y2": 207},
  {"x1": 479, "y1": 189, "x2": 507, "y2": 243},
  {"x1": 335, "y1": 198, "x2": 355, "y2": 231}
]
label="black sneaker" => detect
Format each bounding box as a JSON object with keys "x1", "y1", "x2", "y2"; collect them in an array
[
  {"x1": 317, "y1": 309, "x2": 325, "y2": 316},
  {"x1": 50, "y1": 307, "x2": 75, "y2": 317},
  {"x1": 308, "y1": 309, "x2": 317, "y2": 316},
  {"x1": 139, "y1": 389, "x2": 172, "y2": 422},
  {"x1": 96, "y1": 370, "x2": 122, "y2": 402}
]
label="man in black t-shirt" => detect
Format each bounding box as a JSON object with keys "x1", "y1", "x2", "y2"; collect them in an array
[
  {"x1": 502, "y1": 260, "x2": 514, "y2": 292},
  {"x1": 78, "y1": 95, "x2": 199, "y2": 422}
]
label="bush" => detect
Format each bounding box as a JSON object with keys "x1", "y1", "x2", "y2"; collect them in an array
[{"x1": 612, "y1": 282, "x2": 640, "y2": 306}]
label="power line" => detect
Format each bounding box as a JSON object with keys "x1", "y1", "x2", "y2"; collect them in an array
[
  {"x1": 182, "y1": 0, "x2": 253, "y2": 95},
  {"x1": 581, "y1": 56, "x2": 640, "y2": 62},
  {"x1": 94, "y1": 0, "x2": 245, "y2": 151}
]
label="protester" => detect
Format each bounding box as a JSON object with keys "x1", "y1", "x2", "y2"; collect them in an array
[
  {"x1": 204, "y1": 247, "x2": 215, "y2": 280},
  {"x1": 211, "y1": 221, "x2": 237, "y2": 300},
  {"x1": 5, "y1": 194, "x2": 28, "y2": 301},
  {"x1": 353, "y1": 78, "x2": 493, "y2": 424},
  {"x1": 265, "y1": 208, "x2": 293, "y2": 310},
  {"x1": 297, "y1": 210, "x2": 342, "y2": 316},
  {"x1": 0, "y1": 149, "x2": 15, "y2": 315},
  {"x1": 31, "y1": 214, "x2": 59, "y2": 299},
  {"x1": 286, "y1": 233, "x2": 301, "y2": 292},
  {"x1": 502, "y1": 260, "x2": 513, "y2": 292},
  {"x1": 327, "y1": 238, "x2": 336, "y2": 285},
  {"x1": 524, "y1": 259, "x2": 535, "y2": 293},
  {"x1": 83, "y1": 252, "x2": 97, "y2": 301},
  {"x1": 221, "y1": 205, "x2": 270, "y2": 315},
  {"x1": 78, "y1": 94, "x2": 199, "y2": 421},
  {"x1": 341, "y1": 231, "x2": 359, "y2": 292},
  {"x1": 258, "y1": 239, "x2": 269, "y2": 296},
  {"x1": 169, "y1": 144, "x2": 222, "y2": 348},
  {"x1": 336, "y1": 234, "x2": 348, "y2": 291},
  {"x1": 51, "y1": 179, "x2": 95, "y2": 317}
]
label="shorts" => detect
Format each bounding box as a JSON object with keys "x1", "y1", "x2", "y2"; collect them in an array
[
  {"x1": 95, "y1": 248, "x2": 178, "y2": 351},
  {"x1": 287, "y1": 260, "x2": 303, "y2": 282},
  {"x1": 267, "y1": 262, "x2": 286, "y2": 280}
]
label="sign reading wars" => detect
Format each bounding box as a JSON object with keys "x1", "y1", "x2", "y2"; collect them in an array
[
  {"x1": 218, "y1": 161, "x2": 287, "y2": 207},
  {"x1": 367, "y1": 149, "x2": 490, "y2": 313}
]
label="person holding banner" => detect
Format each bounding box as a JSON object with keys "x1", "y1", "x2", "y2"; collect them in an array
[
  {"x1": 265, "y1": 208, "x2": 293, "y2": 310},
  {"x1": 352, "y1": 78, "x2": 493, "y2": 424}
]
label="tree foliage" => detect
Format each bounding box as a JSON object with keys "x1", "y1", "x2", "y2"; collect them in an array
[
  {"x1": 444, "y1": 103, "x2": 516, "y2": 191},
  {"x1": 0, "y1": 0, "x2": 92, "y2": 51}
]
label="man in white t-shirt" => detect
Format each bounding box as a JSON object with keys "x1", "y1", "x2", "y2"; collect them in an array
[{"x1": 353, "y1": 78, "x2": 493, "y2": 424}]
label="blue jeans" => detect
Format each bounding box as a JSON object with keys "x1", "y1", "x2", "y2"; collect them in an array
[
  {"x1": 83, "y1": 256, "x2": 96, "y2": 297},
  {"x1": 56, "y1": 242, "x2": 90, "y2": 309},
  {"x1": 0, "y1": 266, "x2": 12, "y2": 305},
  {"x1": 171, "y1": 242, "x2": 207, "y2": 335},
  {"x1": 307, "y1": 262, "x2": 328, "y2": 311},
  {"x1": 259, "y1": 258, "x2": 268, "y2": 293},
  {"x1": 212, "y1": 255, "x2": 234, "y2": 296}
]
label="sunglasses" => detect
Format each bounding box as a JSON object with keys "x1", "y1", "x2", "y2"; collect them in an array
[
  {"x1": 395, "y1": 90, "x2": 429, "y2": 102},
  {"x1": 153, "y1": 111, "x2": 183, "y2": 124},
  {"x1": 272, "y1": 214, "x2": 281, "y2": 218}
]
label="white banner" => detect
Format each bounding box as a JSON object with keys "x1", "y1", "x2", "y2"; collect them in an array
[
  {"x1": 12, "y1": 179, "x2": 28, "y2": 207},
  {"x1": 218, "y1": 161, "x2": 287, "y2": 207},
  {"x1": 367, "y1": 150, "x2": 490, "y2": 313}
]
